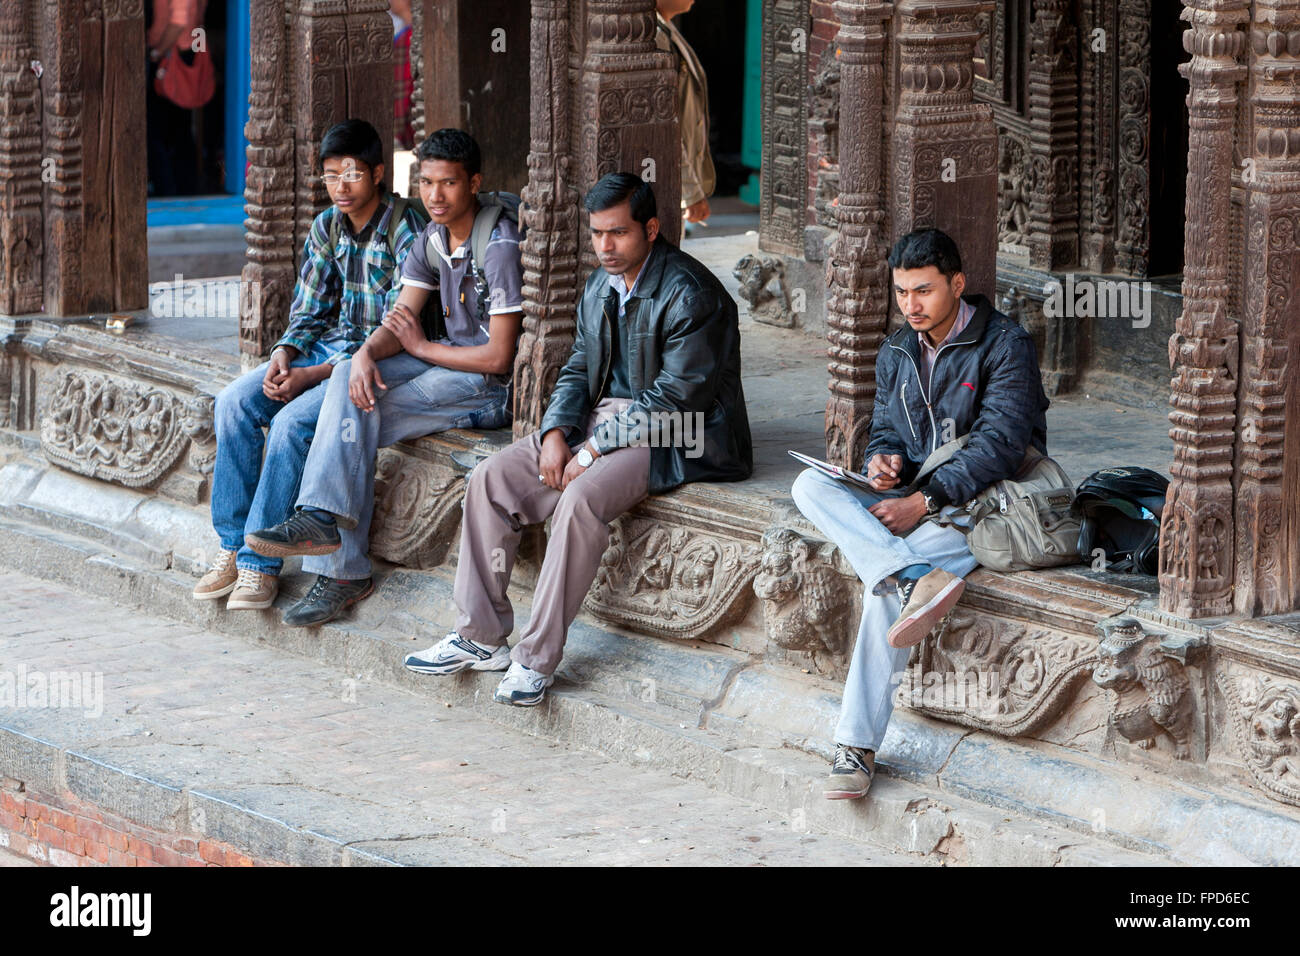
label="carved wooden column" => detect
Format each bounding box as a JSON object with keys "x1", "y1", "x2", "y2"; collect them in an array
[
  {"x1": 408, "y1": 0, "x2": 426, "y2": 183},
  {"x1": 1025, "y1": 0, "x2": 1079, "y2": 269},
  {"x1": 1114, "y1": 0, "x2": 1153, "y2": 276},
  {"x1": 512, "y1": 0, "x2": 581, "y2": 438},
  {"x1": 1234, "y1": 0, "x2": 1300, "y2": 616},
  {"x1": 1158, "y1": 0, "x2": 1247, "y2": 618},
  {"x1": 891, "y1": 0, "x2": 998, "y2": 298},
  {"x1": 239, "y1": 0, "x2": 296, "y2": 362},
  {"x1": 82, "y1": 0, "x2": 147, "y2": 312},
  {"x1": 40, "y1": 0, "x2": 85, "y2": 317},
  {"x1": 759, "y1": 0, "x2": 810, "y2": 257},
  {"x1": 289, "y1": 0, "x2": 395, "y2": 264},
  {"x1": 0, "y1": 0, "x2": 43, "y2": 316},
  {"x1": 823, "y1": 0, "x2": 892, "y2": 468},
  {"x1": 579, "y1": 0, "x2": 681, "y2": 263}
]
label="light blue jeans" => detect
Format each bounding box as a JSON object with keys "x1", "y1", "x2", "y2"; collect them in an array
[
  {"x1": 297, "y1": 352, "x2": 510, "y2": 580},
  {"x1": 790, "y1": 468, "x2": 978, "y2": 752},
  {"x1": 211, "y1": 341, "x2": 340, "y2": 575}
]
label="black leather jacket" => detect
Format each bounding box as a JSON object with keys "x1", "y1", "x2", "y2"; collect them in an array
[
  {"x1": 539, "y1": 237, "x2": 753, "y2": 494},
  {"x1": 864, "y1": 294, "x2": 1049, "y2": 506}
]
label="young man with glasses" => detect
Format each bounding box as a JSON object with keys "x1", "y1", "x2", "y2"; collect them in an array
[
  {"x1": 242, "y1": 129, "x2": 523, "y2": 627},
  {"x1": 193, "y1": 119, "x2": 426, "y2": 612}
]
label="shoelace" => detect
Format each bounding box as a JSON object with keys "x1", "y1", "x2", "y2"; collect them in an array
[
  {"x1": 283, "y1": 510, "x2": 330, "y2": 537},
  {"x1": 832, "y1": 746, "x2": 870, "y2": 774},
  {"x1": 897, "y1": 576, "x2": 919, "y2": 612},
  {"x1": 235, "y1": 567, "x2": 265, "y2": 591},
  {"x1": 210, "y1": 549, "x2": 237, "y2": 574}
]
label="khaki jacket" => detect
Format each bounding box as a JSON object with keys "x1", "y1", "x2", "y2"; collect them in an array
[{"x1": 655, "y1": 14, "x2": 716, "y2": 208}]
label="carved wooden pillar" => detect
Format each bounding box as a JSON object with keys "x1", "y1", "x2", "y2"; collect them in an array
[
  {"x1": 1079, "y1": 0, "x2": 1116, "y2": 273},
  {"x1": 40, "y1": 0, "x2": 85, "y2": 317},
  {"x1": 0, "y1": 0, "x2": 43, "y2": 316},
  {"x1": 1158, "y1": 0, "x2": 1247, "y2": 618},
  {"x1": 240, "y1": 0, "x2": 297, "y2": 362},
  {"x1": 759, "y1": 0, "x2": 810, "y2": 257},
  {"x1": 1025, "y1": 0, "x2": 1079, "y2": 270},
  {"x1": 1114, "y1": 0, "x2": 1153, "y2": 276},
  {"x1": 579, "y1": 0, "x2": 681, "y2": 264},
  {"x1": 409, "y1": 0, "x2": 426, "y2": 183},
  {"x1": 891, "y1": 0, "x2": 998, "y2": 298},
  {"x1": 823, "y1": 0, "x2": 892, "y2": 468},
  {"x1": 289, "y1": 0, "x2": 394, "y2": 266},
  {"x1": 1234, "y1": 0, "x2": 1300, "y2": 616},
  {"x1": 512, "y1": 0, "x2": 581, "y2": 438},
  {"x1": 82, "y1": 0, "x2": 147, "y2": 312}
]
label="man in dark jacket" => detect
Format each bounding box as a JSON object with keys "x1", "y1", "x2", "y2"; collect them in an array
[
  {"x1": 404, "y1": 172, "x2": 752, "y2": 706},
  {"x1": 791, "y1": 228, "x2": 1049, "y2": 800}
]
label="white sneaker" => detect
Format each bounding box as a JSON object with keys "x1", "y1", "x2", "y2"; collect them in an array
[
  {"x1": 403, "y1": 632, "x2": 511, "y2": 675},
  {"x1": 493, "y1": 661, "x2": 554, "y2": 707}
]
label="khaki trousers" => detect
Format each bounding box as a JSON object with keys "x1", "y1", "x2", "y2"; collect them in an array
[{"x1": 453, "y1": 398, "x2": 651, "y2": 674}]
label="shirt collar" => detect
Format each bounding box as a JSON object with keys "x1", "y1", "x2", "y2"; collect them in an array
[
  {"x1": 608, "y1": 242, "x2": 660, "y2": 301},
  {"x1": 919, "y1": 298, "x2": 975, "y2": 353},
  {"x1": 342, "y1": 198, "x2": 388, "y2": 245}
]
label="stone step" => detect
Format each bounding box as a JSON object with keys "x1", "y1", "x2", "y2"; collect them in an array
[{"x1": 0, "y1": 509, "x2": 1190, "y2": 866}]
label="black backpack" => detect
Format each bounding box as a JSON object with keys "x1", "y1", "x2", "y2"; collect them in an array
[
  {"x1": 458, "y1": 191, "x2": 524, "y2": 324},
  {"x1": 1072, "y1": 467, "x2": 1169, "y2": 575}
]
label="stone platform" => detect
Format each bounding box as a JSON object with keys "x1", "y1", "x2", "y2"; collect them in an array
[{"x1": 2, "y1": 235, "x2": 1299, "y2": 863}]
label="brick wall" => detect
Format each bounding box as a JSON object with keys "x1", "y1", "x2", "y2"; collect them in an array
[{"x1": 0, "y1": 777, "x2": 276, "y2": 867}]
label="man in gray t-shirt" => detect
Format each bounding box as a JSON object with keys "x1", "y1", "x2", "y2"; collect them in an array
[{"x1": 245, "y1": 129, "x2": 524, "y2": 627}]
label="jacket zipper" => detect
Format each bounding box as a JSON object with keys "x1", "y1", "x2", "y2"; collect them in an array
[
  {"x1": 889, "y1": 337, "x2": 976, "y2": 454},
  {"x1": 900, "y1": 380, "x2": 919, "y2": 440},
  {"x1": 593, "y1": 302, "x2": 614, "y2": 406}
]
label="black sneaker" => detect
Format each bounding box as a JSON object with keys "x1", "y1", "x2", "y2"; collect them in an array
[
  {"x1": 281, "y1": 575, "x2": 373, "y2": 627},
  {"x1": 245, "y1": 510, "x2": 342, "y2": 558}
]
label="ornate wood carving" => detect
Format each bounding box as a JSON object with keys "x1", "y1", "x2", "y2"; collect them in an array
[
  {"x1": 0, "y1": 1, "x2": 45, "y2": 316},
  {"x1": 808, "y1": 42, "x2": 841, "y2": 235},
  {"x1": 822, "y1": 0, "x2": 892, "y2": 469},
  {"x1": 1025, "y1": 0, "x2": 1079, "y2": 269},
  {"x1": 1234, "y1": 3, "x2": 1300, "y2": 616},
  {"x1": 891, "y1": 0, "x2": 999, "y2": 297},
  {"x1": 585, "y1": 512, "x2": 763, "y2": 640},
  {"x1": 240, "y1": 0, "x2": 297, "y2": 361},
  {"x1": 1079, "y1": 0, "x2": 1117, "y2": 272},
  {"x1": 1158, "y1": 0, "x2": 1247, "y2": 619},
  {"x1": 759, "y1": 0, "x2": 809, "y2": 257},
  {"x1": 40, "y1": 371, "x2": 191, "y2": 487},
  {"x1": 1113, "y1": 0, "x2": 1152, "y2": 276},
  {"x1": 578, "y1": 1, "x2": 680, "y2": 257},
  {"x1": 40, "y1": 0, "x2": 84, "y2": 317},
  {"x1": 513, "y1": 0, "x2": 581, "y2": 438}
]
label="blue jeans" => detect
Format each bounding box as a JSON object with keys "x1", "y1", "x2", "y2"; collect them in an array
[
  {"x1": 211, "y1": 341, "x2": 339, "y2": 575},
  {"x1": 297, "y1": 353, "x2": 510, "y2": 580},
  {"x1": 790, "y1": 468, "x2": 978, "y2": 752}
]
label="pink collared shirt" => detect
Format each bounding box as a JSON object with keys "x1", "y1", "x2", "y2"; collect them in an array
[{"x1": 919, "y1": 299, "x2": 975, "y2": 390}]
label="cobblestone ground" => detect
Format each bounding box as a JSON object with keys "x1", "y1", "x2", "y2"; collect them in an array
[{"x1": 0, "y1": 570, "x2": 920, "y2": 867}]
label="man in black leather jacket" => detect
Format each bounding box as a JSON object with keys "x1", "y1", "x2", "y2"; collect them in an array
[
  {"x1": 403, "y1": 173, "x2": 752, "y2": 706},
  {"x1": 791, "y1": 228, "x2": 1049, "y2": 800}
]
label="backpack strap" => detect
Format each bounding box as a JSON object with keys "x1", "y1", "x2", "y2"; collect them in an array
[{"x1": 470, "y1": 201, "x2": 506, "y2": 323}]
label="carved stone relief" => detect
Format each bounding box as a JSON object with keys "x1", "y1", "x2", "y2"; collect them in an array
[
  {"x1": 733, "y1": 254, "x2": 798, "y2": 328},
  {"x1": 368, "y1": 448, "x2": 466, "y2": 569},
  {"x1": 584, "y1": 515, "x2": 763, "y2": 640},
  {"x1": 753, "y1": 527, "x2": 856, "y2": 675},
  {"x1": 1218, "y1": 664, "x2": 1300, "y2": 808},
  {"x1": 39, "y1": 371, "x2": 190, "y2": 487}
]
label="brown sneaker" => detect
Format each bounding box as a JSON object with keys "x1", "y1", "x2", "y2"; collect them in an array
[
  {"x1": 824, "y1": 745, "x2": 875, "y2": 800},
  {"x1": 226, "y1": 568, "x2": 279, "y2": 610},
  {"x1": 192, "y1": 548, "x2": 238, "y2": 601},
  {"x1": 886, "y1": 568, "x2": 965, "y2": 648}
]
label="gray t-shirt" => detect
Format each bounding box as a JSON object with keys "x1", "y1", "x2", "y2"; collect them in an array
[{"x1": 399, "y1": 214, "x2": 524, "y2": 349}]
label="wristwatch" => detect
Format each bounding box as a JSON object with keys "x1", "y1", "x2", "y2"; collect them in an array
[
  {"x1": 922, "y1": 490, "x2": 940, "y2": 514},
  {"x1": 576, "y1": 446, "x2": 595, "y2": 468}
]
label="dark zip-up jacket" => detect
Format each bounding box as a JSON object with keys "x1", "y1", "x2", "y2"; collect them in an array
[
  {"x1": 864, "y1": 293, "x2": 1049, "y2": 506},
  {"x1": 539, "y1": 237, "x2": 753, "y2": 494}
]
